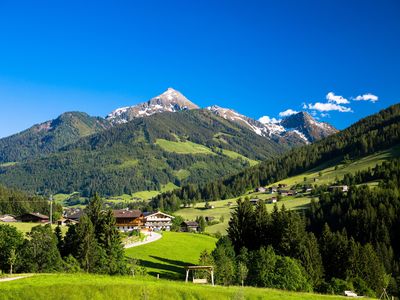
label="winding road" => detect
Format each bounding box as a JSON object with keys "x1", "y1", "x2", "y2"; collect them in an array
[{"x1": 124, "y1": 232, "x2": 162, "y2": 249}]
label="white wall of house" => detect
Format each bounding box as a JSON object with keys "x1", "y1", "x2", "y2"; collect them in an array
[{"x1": 145, "y1": 212, "x2": 174, "y2": 231}]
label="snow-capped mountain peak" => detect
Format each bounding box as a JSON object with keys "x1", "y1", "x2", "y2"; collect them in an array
[
  {"x1": 106, "y1": 88, "x2": 199, "y2": 124},
  {"x1": 106, "y1": 88, "x2": 337, "y2": 144},
  {"x1": 206, "y1": 105, "x2": 286, "y2": 138},
  {"x1": 206, "y1": 107, "x2": 337, "y2": 144},
  {"x1": 280, "y1": 111, "x2": 337, "y2": 142}
]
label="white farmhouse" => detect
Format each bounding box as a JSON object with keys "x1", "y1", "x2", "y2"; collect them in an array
[{"x1": 144, "y1": 211, "x2": 175, "y2": 231}]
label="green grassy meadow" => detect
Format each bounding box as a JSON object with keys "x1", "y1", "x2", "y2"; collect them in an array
[
  {"x1": 0, "y1": 273, "x2": 357, "y2": 300},
  {"x1": 7, "y1": 222, "x2": 68, "y2": 235},
  {"x1": 125, "y1": 231, "x2": 217, "y2": 280},
  {"x1": 273, "y1": 145, "x2": 400, "y2": 187},
  {"x1": 156, "y1": 139, "x2": 215, "y2": 155},
  {"x1": 220, "y1": 149, "x2": 259, "y2": 166}
]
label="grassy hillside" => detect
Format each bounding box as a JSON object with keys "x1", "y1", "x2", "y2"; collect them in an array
[
  {"x1": 221, "y1": 149, "x2": 258, "y2": 166},
  {"x1": 125, "y1": 231, "x2": 217, "y2": 279},
  {"x1": 156, "y1": 139, "x2": 215, "y2": 155},
  {"x1": 177, "y1": 145, "x2": 400, "y2": 235},
  {"x1": 0, "y1": 273, "x2": 358, "y2": 300},
  {"x1": 273, "y1": 144, "x2": 400, "y2": 187}
]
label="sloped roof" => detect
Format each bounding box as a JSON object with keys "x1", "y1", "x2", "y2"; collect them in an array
[
  {"x1": 182, "y1": 221, "x2": 199, "y2": 227},
  {"x1": 144, "y1": 211, "x2": 174, "y2": 219},
  {"x1": 113, "y1": 209, "x2": 142, "y2": 218},
  {"x1": 66, "y1": 210, "x2": 84, "y2": 220},
  {"x1": 21, "y1": 212, "x2": 49, "y2": 219}
]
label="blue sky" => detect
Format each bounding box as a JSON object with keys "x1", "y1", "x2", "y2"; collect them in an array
[{"x1": 0, "y1": 0, "x2": 399, "y2": 137}]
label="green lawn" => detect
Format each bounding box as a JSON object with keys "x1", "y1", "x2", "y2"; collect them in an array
[
  {"x1": 0, "y1": 273, "x2": 359, "y2": 300},
  {"x1": 0, "y1": 274, "x2": 356, "y2": 300},
  {"x1": 125, "y1": 231, "x2": 217, "y2": 280},
  {"x1": 156, "y1": 139, "x2": 215, "y2": 155},
  {"x1": 7, "y1": 222, "x2": 67, "y2": 235}
]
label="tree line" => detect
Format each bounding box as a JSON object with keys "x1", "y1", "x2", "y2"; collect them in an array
[{"x1": 0, "y1": 195, "x2": 127, "y2": 275}]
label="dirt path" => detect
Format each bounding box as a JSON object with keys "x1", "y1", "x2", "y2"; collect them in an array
[
  {"x1": 0, "y1": 275, "x2": 31, "y2": 282},
  {"x1": 124, "y1": 232, "x2": 162, "y2": 249}
]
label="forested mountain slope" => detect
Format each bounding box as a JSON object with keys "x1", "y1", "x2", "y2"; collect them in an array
[
  {"x1": 0, "y1": 110, "x2": 285, "y2": 196},
  {"x1": 0, "y1": 88, "x2": 338, "y2": 164},
  {"x1": 152, "y1": 103, "x2": 400, "y2": 210},
  {"x1": 0, "y1": 112, "x2": 110, "y2": 163}
]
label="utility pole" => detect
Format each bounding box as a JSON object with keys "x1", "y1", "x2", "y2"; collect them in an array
[{"x1": 49, "y1": 194, "x2": 53, "y2": 224}]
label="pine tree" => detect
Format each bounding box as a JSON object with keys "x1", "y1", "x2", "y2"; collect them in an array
[
  {"x1": 85, "y1": 193, "x2": 104, "y2": 236},
  {"x1": 54, "y1": 225, "x2": 63, "y2": 253},
  {"x1": 62, "y1": 224, "x2": 79, "y2": 257},
  {"x1": 254, "y1": 201, "x2": 270, "y2": 249},
  {"x1": 97, "y1": 209, "x2": 127, "y2": 274},
  {"x1": 77, "y1": 214, "x2": 99, "y2": 273},
  {"x1": 228, "y1": 198, "x2": 254, "y2": 252}
]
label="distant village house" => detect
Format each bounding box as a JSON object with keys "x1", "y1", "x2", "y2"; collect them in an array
[
  {"x1": 278, "y1": 190, "x2": 297, "y2": 196},
  {"x1": 255, "y1": 187, "x2": 266, "y2": 193},
  {"x1": 250, "y1": 198, "x2": 259, "y2": 205},
  {"x1": 205, "y1": 216, "x2": 215, "y2": 223},
  {"x1": 328, "y1": 185, "x2": 349, "y2": 192},
  {"x1": 0, "y1": 214, "x2": 17, "y2": 222},
  {"x1": 181, "y1": 221, "x2": 199, "y2": 232},
  {"x1": 268, "y1": 186, "x2": 278, "y2": 194},
  {"x1": 18, "y1": 212, "x2": 49, "y2": 223}
]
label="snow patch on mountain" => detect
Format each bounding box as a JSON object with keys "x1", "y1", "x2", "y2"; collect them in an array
[
  {"x1": 207, "y1": 106, "x2": 336, "y2": 144},
  {"x1": 291, "y1": 130, "x2": 309, "y2": 143},
  {"x1": 106, "y1": 88, "x2": 337, "y2": 144},
  {"x1": 106, "y1": 88, "x2": 199, "y2": 124}
]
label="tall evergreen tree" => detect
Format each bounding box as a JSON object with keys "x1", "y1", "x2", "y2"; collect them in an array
[
  {"x1": 62, "y1": 224, "x2": 79, "y2": 257},
  {"x1": 228, "y1": 198, "x2": 255, "y2": 252},
  {"x1": 253, "y1": 201, "x2": 270, "y2": 249},
  {"x1": 85, "y1": 193, "x2": 104, "y2": 236},
  {"x1": 77, "y1": 214, "x2": 99, "y2": 273},
  {"x1": 97, "y1": 209, "x2": 127, "y2": 275}
]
